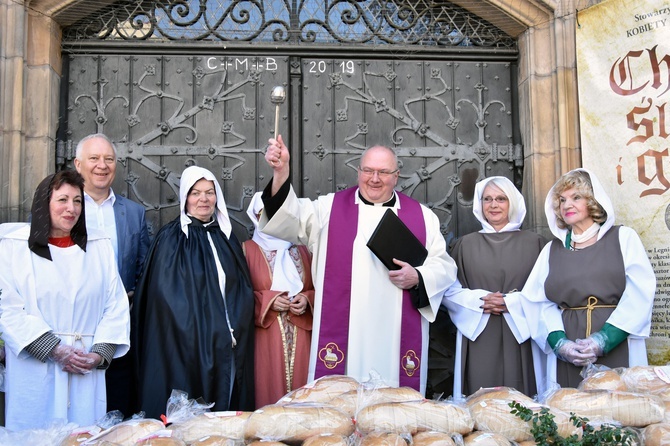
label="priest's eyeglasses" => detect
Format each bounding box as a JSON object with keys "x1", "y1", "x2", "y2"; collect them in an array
[
  {"x1": 482, "y1": 196, "x2": 509, "y2": 204},
  {"x1": 358, "y1": 167, "x2": 399, "y2": 178}
]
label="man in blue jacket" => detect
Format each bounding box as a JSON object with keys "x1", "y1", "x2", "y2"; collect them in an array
[{"x1": 75, "y1": 133, "x2": 150, "y2": 418}]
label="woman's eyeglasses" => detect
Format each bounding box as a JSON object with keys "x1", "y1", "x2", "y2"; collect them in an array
[{"x1": 482, "y1": 196, "x2": 508, "y2": 203}]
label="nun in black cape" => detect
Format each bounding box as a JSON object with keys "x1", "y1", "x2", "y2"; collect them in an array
[{"x1": 132, "y1": 166, "x2": 254, "y2": 418}]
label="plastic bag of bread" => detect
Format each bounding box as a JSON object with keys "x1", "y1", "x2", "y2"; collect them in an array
[
  {"x1": 411, "y1": 431, "x2": 456, "y2": 446},
  {"x1": 329, "y1": 386, "x2": 423, "y2": 418},
  {"x1": 167, "y1": 411, "x2": 251, "y2": 442},
  {"x1": 0, "y1": 420, "x2": 77, "y2": 446},
  {"x1": 462, "y1": 431, "x2": 514, "y2": 445},
  {"x1": 278, "y1": 375, "x2": 359, "y2": 404},
  {"x1": 359, "y1": 432, "x2": 408, "y2": 446},
  {"x1": 302, "y1": 433, "x2": 351, "y2": 446},
  {"x1": 643, "y1": 423, "x2": 670, "y2": 446},
  {"x1": 188, "y1": 435, "x2": 238, "y2": 446},
  {"x1": 467, "y1": 398, "x2": 581, "y2": 442},
  {"x1": 243, "y1": 403, "x2": 354, "y2": 444},
  {"x1": 578, "y1": 364, "x2": 627, "y2": 391},
  {"x1": 621, "y1": 366, "x2": 670, "y2": 394},
  {"x1": 545, "y1": 387, "x2": 665, "y2": 427},
  {"x1": 355, "y1": 399, "x2": 473, "y2": 436},
  {"x1": 84, "y1": 418, "x2": 164, "y2": 445},
  {"x1": 134, "y1": 429, "x2": 186, "y2": 445}
]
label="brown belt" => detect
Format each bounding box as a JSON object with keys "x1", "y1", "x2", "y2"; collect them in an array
[{"x1": 561, "y1": 296, "x2": 616, "y2": 337}]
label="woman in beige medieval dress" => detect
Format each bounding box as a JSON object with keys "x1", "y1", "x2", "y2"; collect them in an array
[{"x1": 443, "y1": 176, "x2": 547, "y2": 398}]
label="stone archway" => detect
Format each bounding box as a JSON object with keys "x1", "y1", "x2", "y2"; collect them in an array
[{"x1": 0, "y1": 0, "x2": 598, "y2": 234}]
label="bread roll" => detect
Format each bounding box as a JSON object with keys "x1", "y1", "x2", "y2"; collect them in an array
[
  {"x1": 356, "y1": 400, "x2": 473, "y2": 435},
  {"x1": 411, "y1": 431, "x2": 456, "y2": 446},
  {"x1": 622, "y1": 366, "x2": 670, "y2": 394},
  {"x1": 359, "y1": 432, "x2": 407, "y2": 446},
  {"x1": 280, "y1": 376, "x2": 359, "y2": 404},
  {"x1": 546, "y1": 388, "x2": 665, "y2": 427},
  {"x1": 84, "y1": 418, "x2": 164, "y2": 445},
  {"x1": 243, "y1": 404, "x2": 354, "y2": 443},
  {"x1": 468, "y1": 398, "x2": 580, "y2": 442},
  {"x1": 462, "y1": 431, "x2": 513, "y2": 445},
  {"x1": 302, "y1": 433, "x2": 350, "y2": 446},
  {"x1": 329, "y1": 387, "x2": 424, "y2": 417},
  {"x1": 579, "y1": 369, "x2": 627, "y2": 391},
  {"x1": 167, "y1": 411, "x2": 251, "y2": 442},
  {"x1": 643, "y1": 423, "x2": 670, "y2": 446},
  {"x1": 188, "y1": 436, "x2": 237, "y2": 446}
]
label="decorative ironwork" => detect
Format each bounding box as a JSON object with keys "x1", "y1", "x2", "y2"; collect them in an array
[
  {"x1": 301, "y1": 64, "x2": 522, "y2": 229},
  {"x1": 62, "y1": 0, "x2": 516, "y2": 49}
]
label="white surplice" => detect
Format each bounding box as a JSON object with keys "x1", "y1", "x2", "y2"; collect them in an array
[
  {"x1": 260, "y1": 187, "x2": 457, "y2": 393},
  {"x1": 0, "y1": 223, "x2": 130, "y2": 431}
]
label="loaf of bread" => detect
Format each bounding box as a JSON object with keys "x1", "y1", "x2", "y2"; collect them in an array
[
  {"x1": 247, "y1": 442, "x2": 290, "y2": 446},
  {"x1": 621, "y1": 366, "x2": 670, "y2": 394},
  {"x1": 466, "y1": 387, "x2": 535, "y2": 407},
  {"x1": 356, "y1": 400, "x2": 473, "y2": 435},
  {"x1": 167, "y1": 411, "x2": 251, "y2": 442},
  {"x1": 578, "y1": 369, "x2": 627, "y2": 391},
  {"x1": 59, "y1": 426, "x2": 101, "y2": 446},
  {"x1": 359, "y1": 432, "x2": 408, "y2": 446},
  {"x1": 243, "y1": 403, "x2": 354, "y2": 443},
  {"x1": 468, "y1": 398, "x2": 581, "y2": 442},
  {"x1": 545, "y1": 388, "x2": 665, "y2": 427},
  {"x1": 302, "y1": 433, "x2": 350, "y2": 446},
  {"x1": 188, "y1": 435, "x2": 237, "y2": 446},
  {"x1": 411, "y1": 431, "x2": 456, "y2": 446},
  {"x1": 462, "y1": 431, "x2": 514, "y2": 445},
  {"x1": 135, "y1": 432, "x2": 186, "y2": 446},
  {"x1": 329, "y1": 386, "x2": 424, "y2": 417},
  {"x1": 85, "y1": 418, "x2": 164, "y2": 445},
  {"x1": 280, "y1": 375, "x2": 359, "y2": 404},
  {"x1": 643, "y1": 423, "x2": 670, "y2": 446}
]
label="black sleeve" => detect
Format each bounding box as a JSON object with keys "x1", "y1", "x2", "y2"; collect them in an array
[
  {"x1": 261, "y1": 179, "x2": 291, "y2": 220},
  {"x1": 409, "y1": 270, "x2": 430, "y2": 309}
]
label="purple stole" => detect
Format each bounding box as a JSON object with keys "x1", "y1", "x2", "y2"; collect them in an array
[{"x1": 314, "y1": 187, "x2": 426, "y2": 390}]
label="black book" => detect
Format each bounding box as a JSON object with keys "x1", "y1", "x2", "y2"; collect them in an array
[{"x1": 366, "y1": 208, "x2": 428, "y2": 270}]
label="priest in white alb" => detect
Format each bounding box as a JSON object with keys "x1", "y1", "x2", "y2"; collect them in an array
[{"x1": 260, "y1": 136, "x2": 457, "y2": 394}]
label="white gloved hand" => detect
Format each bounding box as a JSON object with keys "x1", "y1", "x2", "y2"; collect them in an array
[{"x1": 554, "y1": 338, "x2": 597, "y2": 366}]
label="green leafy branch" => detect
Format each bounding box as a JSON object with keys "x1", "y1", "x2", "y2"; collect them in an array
[{"x1": 508, "y1": 400, "x2": 637, "y2": 445}]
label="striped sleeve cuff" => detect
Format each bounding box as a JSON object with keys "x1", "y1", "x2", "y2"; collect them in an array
[
  {"x1": 25, "y1": 332, "x2": 61, "y2": 362},
  {"x1": 91, "y1": 343, "x2": 117, "y2": 370}
]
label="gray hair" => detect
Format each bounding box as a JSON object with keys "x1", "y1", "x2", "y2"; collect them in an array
[{"x1": 75, "y1": 133, "x2": 117, "y2": 159}]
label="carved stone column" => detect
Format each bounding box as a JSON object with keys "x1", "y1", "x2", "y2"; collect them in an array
[
  {"x1": 0, "y1": 0, "x2": 27, "y2": 222},
  {"x1": 518, "y1": 8, "x2": 583, "y2": 237},
  {"x1": 0, "y1": 0, "x2": 62, "y2": 222}
]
